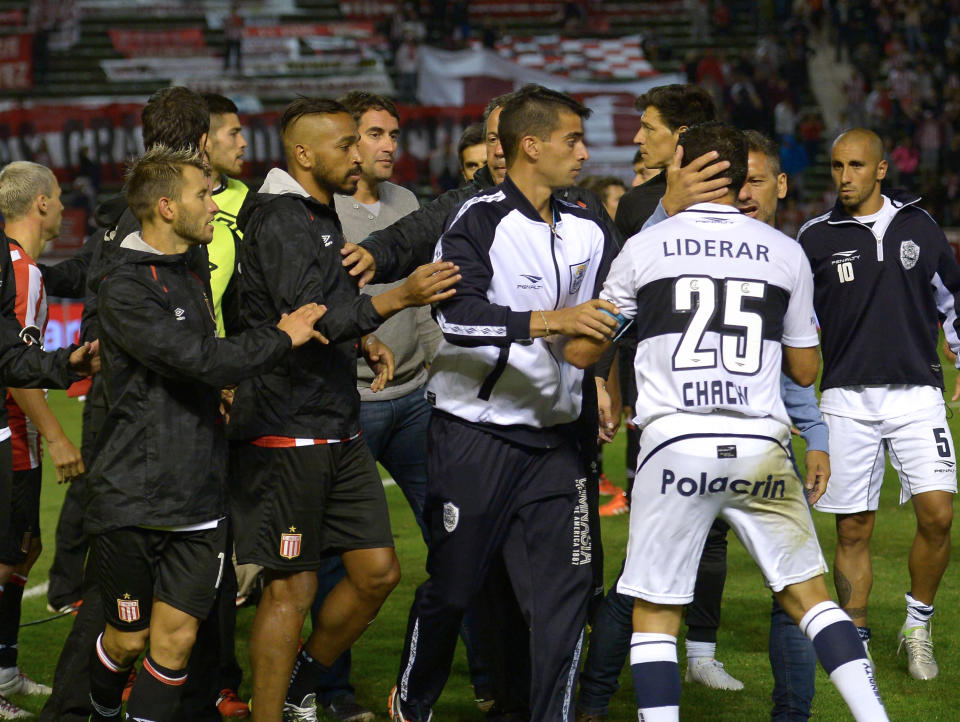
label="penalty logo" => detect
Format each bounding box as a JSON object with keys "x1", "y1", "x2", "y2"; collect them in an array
[
  {"x1": 442, "y1": 501, "x2": 459, "y2": 533},
  {"x1": 569, "y1": 259, "x2": 588, "y2": 294},
  {"x1": 900, "y1": 240, "x2": 919, "y2": 270},
  {"x1": 117, "y1": 594, "x2": 140, "y2": 623},
  {"x1": 280, "y1": 526, "x2": 302, "y2": 559}
]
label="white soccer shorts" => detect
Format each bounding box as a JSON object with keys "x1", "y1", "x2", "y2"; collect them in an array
[
  {"x1": 815, "y1": 405, "x2": 958, "y2": 514},
  {"x1": 618, "y1": 412, "x2": 828, "y2": 605}
]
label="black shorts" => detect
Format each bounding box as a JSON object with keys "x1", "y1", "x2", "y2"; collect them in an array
[
  {"x1": 91, "y1": 520, "x2": 228, "y2": 631},
  {"x1": 229, "y1": 438, "x2": 393, "y2": 571},
  {"x1": 0, "y1": 463, "x2": 41, "y2": 565}
]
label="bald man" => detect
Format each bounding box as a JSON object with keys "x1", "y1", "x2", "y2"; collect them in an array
[
  {"x1": 798, "y1": 128, "x2": 960, "y2": 681},
  {"x1": 227, "y1": 97, "x2": 460, "y2": 721}
]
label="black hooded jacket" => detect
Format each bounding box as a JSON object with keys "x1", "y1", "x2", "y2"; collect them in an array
[
  {"x1": 84, "y1": 230, "x2": 291, "y2": 533},
  {"x1": 228, "y1": 168, "x2": 384, "y2": 441}
]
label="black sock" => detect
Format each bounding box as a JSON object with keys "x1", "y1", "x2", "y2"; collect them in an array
[
  {"x1": 287, "y1": 647, "x2": 330, "y2": 707},
  {"x1": 0, "y1": 573, "x2": 25, "y2": 669},
  {"x1": 125, "y1": 653, "x2": 188, "y2": 722},
  {"x1": 89, "y1": 633, "x2": 130, "y2": 722}
]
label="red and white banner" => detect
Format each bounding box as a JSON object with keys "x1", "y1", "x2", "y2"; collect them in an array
[
  {"x1": 0, "y1": 34, "x2": 33, "y2": 90},
  {"x1": 44, "y1": 300, "x2": 83, "y2": 351},
  {"x1": 108, "y1": 27, "x2": 209, "y2": 58}
]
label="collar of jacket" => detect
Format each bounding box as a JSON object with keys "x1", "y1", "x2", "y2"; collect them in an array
[
  {"x1": 827, "y1": 188, "x2": 920, "y2": 225},
  {"x1": 257, "y1": 167, "x2": 338, "y2": 217},
  {"x1": 473, "y1": 164, "x2": 496, "y2": 189},
  {"x1": 500, "y1": 173, "x2": 563, "y2": 225}
]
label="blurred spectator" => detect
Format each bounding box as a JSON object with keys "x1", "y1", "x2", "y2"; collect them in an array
[
  {"x1": 728, "y1": 68, "x2": 764, "y2": 131},
  {"x1": 428, "y1": 135, "x2": 460, "y2": 194},
  {"x1": 223, "y1": 2, "x2": 244, "y2": 72},
  {"x1": 779, "y1": 135, "x2": 809, "y2": 200},
  {"x1": 711, "y1": 0, "x2": 731, "y2": 35},
  {"x1": 457, "y1": 123, "x2": 486, "y2": 183},
  {"x1": 915, "y1": 110, "x2": 942, "y2": 177},
  {"x1": 77, "y1": 145, "x2": 100, "y2": 191},
  {"x1": 395, "y1": 34, "x2": 420, "y2": 104},
  {"x1": 631, "y1": 148, "x2": 659, "y2": 187},
  {"x1": 774, "y1": 97, "x2": 797, "y2": 142},
  {"x1": 686, "y1": 0, "x2": 711, "y2": 42},
  {"x1": 797, "y1": 112, "x2": 824, "y2": 165},
  {"x1": 890, "y1": 136, "x2": 920, "y2": 190},
  {"x1": 579, "y1": 176, "x2": 626, "y2": 221}
]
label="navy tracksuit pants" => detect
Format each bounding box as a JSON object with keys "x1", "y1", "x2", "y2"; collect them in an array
[{"x1": 396, "y1": 413, "x2": 593, "y2": 721}]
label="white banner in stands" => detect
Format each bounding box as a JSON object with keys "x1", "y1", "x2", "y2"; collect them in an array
[{"x1": 416, "y1": 44, "x2": 683, "y2": 106}]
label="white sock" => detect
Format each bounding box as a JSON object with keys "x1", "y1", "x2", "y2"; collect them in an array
[
  {"x1": 685, "y1": 640, "x2": 716, "y2": 663},
  {"x1": 904, "y1": 593, "x2": 934, "y2": 630},
  {"x1": 800, "y1": 601, "x2": 888, "y2": 722}
]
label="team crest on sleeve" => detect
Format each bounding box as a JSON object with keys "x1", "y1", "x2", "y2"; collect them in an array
[
  {"x1": 442, "y1": 501, "x2": 459, "y2": 533},
  {"x1": 280, "y1": 526, "x2": 302, "y2": 559},
  {"x1": 900, "y1": 240, "x2": 919, "y2": 270},
  {"x1": 569, "y1": 259, "x2": 589, "y2": 294},
  {"x1": 117, "y1": 594, "x2": 140, "y2": 622}
]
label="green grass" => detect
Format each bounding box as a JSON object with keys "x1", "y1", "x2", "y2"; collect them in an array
[{"x1": 9, "y1": 363, "x2": 960, "y2": 719}]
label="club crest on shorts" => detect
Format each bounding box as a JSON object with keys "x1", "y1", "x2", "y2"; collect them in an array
[
  {"x1": 442, "y1": 501, "x2": 459, "y2": 533},
  {"x1": 280, "y1": 526, "x2": 302, "y2": 559},
  {"x1": 117, "y1": 594, "x2": 140, "y2": 623},
  {"x1": 569, "y1": 259, "x2": 589, "y2": 294},
  {"x1": 900, "y1": 240, "x2": 919, "y2": 270}
]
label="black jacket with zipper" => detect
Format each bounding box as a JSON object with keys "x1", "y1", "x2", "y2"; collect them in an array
[
  {"x1": 359, "y1": 165, "x2": 621, "y2": 283},
  {"x1": 85, "y1": 232, "x2": 291, "y2": 533},
  {"x1": 228, "y1": 168, "x2": 384, "y2": 441},
  {"x1": 798, "y1": 189, "x2": 960, "y2": 390}
]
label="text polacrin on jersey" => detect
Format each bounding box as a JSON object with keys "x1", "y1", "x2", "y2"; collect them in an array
[{"x1": 660, "y1": 469, "x2": 786, "y2": 499}]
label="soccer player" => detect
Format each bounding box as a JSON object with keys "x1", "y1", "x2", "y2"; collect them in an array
[
  {"x1": 83, "y1": 146, "x2": 327, "y2": 722},
  {"x1": 226, "y1": 97, "x2": 459, "y2": 722},
  {"x1": 623, "y1": 129, "x2": 824, "y2": 721},
  {"x1": 308, "y1": 90, "x2": 427, "y2": 722},
  {"x1": 0, "y1": 161, "x2": 84, "y2": 716},
  {"x1": 578, "y1": 86, "x2": 746, "y2": 705},
  {"x1": 39, "y1": 86, "x2": 216, "y2": 722},
  {"x1": 457, "y1": 123, "x2": 486, "y2": 183},
  {"x1": 566, "y1": 122, "x2": 888, "y2": 722},
  {"x1": 388, "y1": 84, "x2": 620, "y2": 722},
  {"x1": 799, "y1": 128, "x2": 960, "y2": 680}
]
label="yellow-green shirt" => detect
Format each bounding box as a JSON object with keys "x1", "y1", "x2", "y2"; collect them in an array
[{"x1": 210, "y1": 176, "x2": 248, "y2": 337}]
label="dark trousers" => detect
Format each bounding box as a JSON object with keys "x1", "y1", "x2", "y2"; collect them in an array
[
  {"x1": 396, "y1": 414, "x2": 592, "y2": 721},
  {"x1": 47, "y1": 381, "x2": 105, "y2": 609},
  {"x1": 310, "y1": 391, "x2": 490, "y2": 704}
]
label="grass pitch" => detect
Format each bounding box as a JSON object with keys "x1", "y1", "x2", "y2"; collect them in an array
[{"x1": 9, "y1": 371, "x2": 960, "y2": 719}]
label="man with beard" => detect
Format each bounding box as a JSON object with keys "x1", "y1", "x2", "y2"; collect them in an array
[
  {"x1": 85, "y1": 147, "x2": 327, "y2": 722},
  {"x1": 311, "y1": 90, "x2": 427, "y2": 722},
  {"x1": 227, "y1": 98, "x2": 459, "y2": 721}
]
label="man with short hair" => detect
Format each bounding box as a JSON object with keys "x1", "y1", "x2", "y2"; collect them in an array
[
  {"x1": 0, "y1": 161, "x2": 86, "y2": 718},
  {"x1": 614, "y1": 83, "x2": 720, "y2": 240},
  {"x1": 800, "y1": 128, "x2": 960, "y2": 680},
  {"x1": 389, "y1": 84, "x2": 621, "y2": 722},
  {"x1": 228, "y1": 97, "x2": 459, "y2": 722},
  {"x1": 457, "y1": 123, "x2": 486, "y2": 183},
  {"x1": 307, "y1": 90, "x2": 428, "y2": 722},
  {"x1": 566, "y1": 122, "x2": 888, "y2": 722},
  {"x1": 85, "y1": 146, "x2": 327, "y2": 722}
]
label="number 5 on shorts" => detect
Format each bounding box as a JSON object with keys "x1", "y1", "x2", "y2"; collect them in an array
[{"x1": 933, "y1": 428, "x2": 952, "y2": 458}]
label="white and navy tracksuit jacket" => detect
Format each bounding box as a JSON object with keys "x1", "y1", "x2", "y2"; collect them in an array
[{"x1": 426, "y1": 174, "x2": 619, "y2": 435}]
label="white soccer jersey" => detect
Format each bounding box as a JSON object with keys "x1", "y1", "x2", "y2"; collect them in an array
[{"x1": 602, "y1": 202, "x2": 819, "y2": 429}]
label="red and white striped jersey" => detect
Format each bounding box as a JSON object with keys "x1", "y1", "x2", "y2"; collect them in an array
[{"x1": 6, "y1": 242, "x2": 48, "y2": 470}]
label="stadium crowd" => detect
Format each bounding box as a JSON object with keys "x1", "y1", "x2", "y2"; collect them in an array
[{"x1": 0, "y1": 31, "x2": 958, "y2": 722}]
